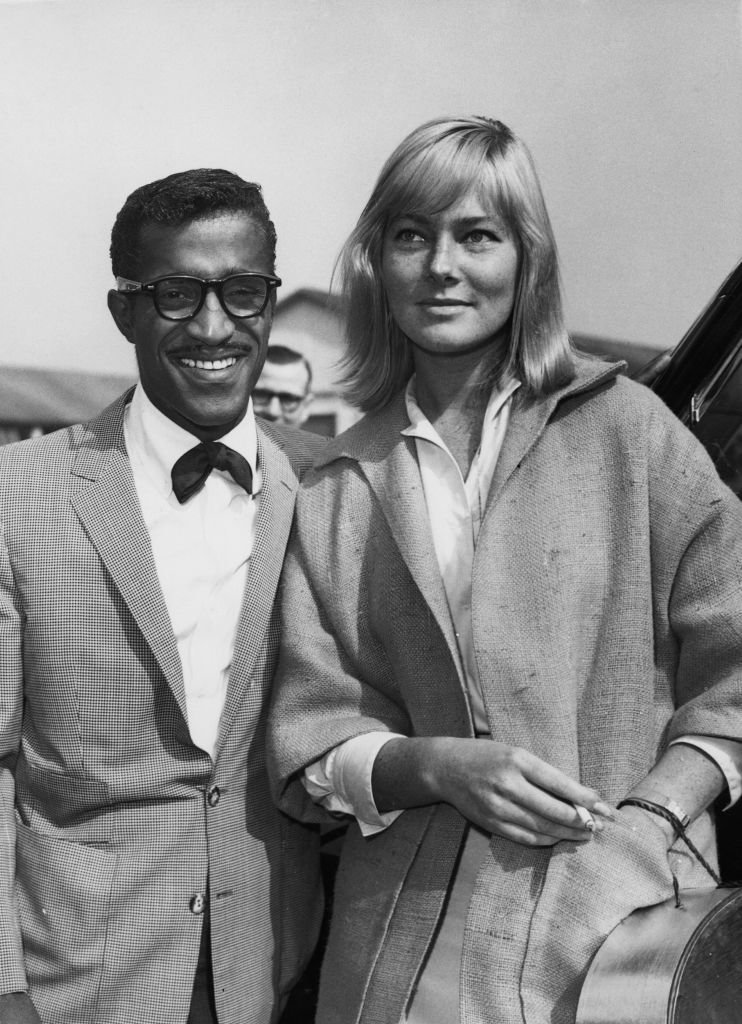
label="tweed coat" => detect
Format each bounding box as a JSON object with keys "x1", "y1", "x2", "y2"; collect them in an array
[
  {"x1": 0, "y1": 391, "x2": 324, "y2": 1024},
  {"x1": 268, "y1": 358, "x2": 742, "y2": 1024}
]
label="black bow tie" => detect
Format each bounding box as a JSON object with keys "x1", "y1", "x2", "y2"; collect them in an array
[{"x1": 171, "y1": 441, "x2": 253, "y2": 504}]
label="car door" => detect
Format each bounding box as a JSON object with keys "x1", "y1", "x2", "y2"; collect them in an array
[{"x1": 651, "y1": 258, "x2": 742, "y2": 499}]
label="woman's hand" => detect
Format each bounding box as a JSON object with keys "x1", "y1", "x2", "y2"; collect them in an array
[{"x1": 373, "y1": 736, "x2": 614, "y2": 845}]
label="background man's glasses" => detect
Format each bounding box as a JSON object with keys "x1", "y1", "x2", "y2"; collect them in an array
[
  {"x1": 116, "y1": 273, "x2": 281, "y2": 321},
  {"x1": 253, "y1": 388, "x2": 305, "y2": 413}
]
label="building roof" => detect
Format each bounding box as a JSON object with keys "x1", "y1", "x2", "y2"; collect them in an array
[
  {"x1": 572, "y1": 333, "x2": 662, "y2": 375},
  {"x1": 0, "y1": 365, "x2": 133, "y2": 426},
  {"x1": 275, "y1": 287, "x2": 342, "y2": 316}
]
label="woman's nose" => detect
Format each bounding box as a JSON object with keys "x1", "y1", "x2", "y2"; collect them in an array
[
  {"x1": 185, "y1": 288, "x2": 236, "y2": 344},
  {"x1": 427, "y1": 238, "x2": 456, "y2": 281}
]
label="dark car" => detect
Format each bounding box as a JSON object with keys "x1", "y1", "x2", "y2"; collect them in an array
[{"x1": 650, "y1": 258, "x2": 742, "y2": 499}]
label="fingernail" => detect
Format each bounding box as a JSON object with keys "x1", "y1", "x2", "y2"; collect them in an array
[{"x1": 594, "y1": 801, "x2": 616, "y2": 819}]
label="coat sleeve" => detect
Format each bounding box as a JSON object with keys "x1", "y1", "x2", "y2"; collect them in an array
[
  {"x1": 516, "y1": 389, "x2": 742, "y2": 1024},
  {"x1": 642, "y1": 388, "x2": 742, "y2": 740},
  {"x1": 0, "y1": 523, "x2": 31, "y2": 992},
  {"x1": 267, "y1": 466, "x2": 414, "y2": 823}
]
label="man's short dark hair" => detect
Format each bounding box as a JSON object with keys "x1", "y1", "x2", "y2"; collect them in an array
[
  {"x1": 110, "y1": 168, "x2": 277, "y2": 278},
  {"x1": 265, "y1": 344, "x2": 313, "y2": 391}
]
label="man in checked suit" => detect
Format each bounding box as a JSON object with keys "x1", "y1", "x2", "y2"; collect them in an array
[{"x1": 0, "y1": 169, "x2": 324, "y2": 1023}]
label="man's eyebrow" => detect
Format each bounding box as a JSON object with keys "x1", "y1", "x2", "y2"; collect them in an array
[
  {"x1": 224, "y1": 266, "x2": 269, "y2": 275},
  {"x1": 163, "y1": 266, "x2": 263, "y2": 278},
  {"x1": 215, "y1": 266, "x2": 264, "y2": 276}
]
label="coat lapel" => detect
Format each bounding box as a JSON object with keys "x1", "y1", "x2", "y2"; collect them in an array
[
  {"x1": 485, "y1": 359, "x2": 625, "y2": 515},
  {"x1": 328, "y1": 398, "x2": 463, "y2": 676},
  {"x1": 69, "y1": 394, "x2": 187, "y2": 718},
  {"x1": 485, "y1": 392, "x2": 560, "y2": 514},
  {"x1": 317, "y1": 362, "x2": 625, "y2": 685},
  {"x1": 216, "y1": 426, "x2": 299, "y2": 751}
]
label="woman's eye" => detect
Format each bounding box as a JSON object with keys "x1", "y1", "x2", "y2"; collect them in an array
[
  {"x1": 395, "y1": 228, "x2": 425, "y2": 243},
  {"x1": 466, "y1": 229, "x2": 497, "y2": 244}
]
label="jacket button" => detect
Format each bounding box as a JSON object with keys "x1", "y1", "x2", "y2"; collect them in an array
[
  {"x1": 207, "y1": 785, "x2": 221, "y2": 807},
  {"x1": 189, "y1": 893, "x2": 207, "y2": 915}
]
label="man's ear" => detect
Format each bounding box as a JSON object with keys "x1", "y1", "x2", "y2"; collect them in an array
[{"x1": 107, "y1": 289, "x2": 135, "y2": 343}]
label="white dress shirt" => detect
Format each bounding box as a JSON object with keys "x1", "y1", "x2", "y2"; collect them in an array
[
  {"x1": 124, "y1": 384, "x2": 261, "y2": 760},
  {"x1": 303, "y1": 376, "x2": 742, "y2": 831}
]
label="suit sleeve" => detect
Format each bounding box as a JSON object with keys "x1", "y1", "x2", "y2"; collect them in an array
[
  {"x1": 267, "y1": 467, "x2": 413, "y2": 823},
  {"x1": 0, "y1": 523, "x2": 31, "y2": 991}
]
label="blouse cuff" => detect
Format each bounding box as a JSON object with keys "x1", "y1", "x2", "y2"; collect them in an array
[
  {"x1": 303, "y1": 732, "x2": 406, "y2": 835},
  {"x1": 669, "y1": 735, "x2": 742, "y2": 808}
]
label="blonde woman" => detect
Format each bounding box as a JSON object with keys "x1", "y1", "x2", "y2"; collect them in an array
[{"x1": 269, "y1": 117, "x2": 742, "y2": 1024}]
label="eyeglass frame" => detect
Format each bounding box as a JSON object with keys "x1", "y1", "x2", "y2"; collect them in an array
[
  {"x1": 252, "y1": 387, "x2": 309, "y2": 413},
  {"x1": 116, "y1": 272, "x2": 282, "y2": 321}
]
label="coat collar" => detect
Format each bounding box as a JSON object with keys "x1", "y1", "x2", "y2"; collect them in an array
[
  {"x1": 315, "y1": 355, "x2": 625, "y2": 471},
  {"x1": 486, "y1": 356, "x2": 625, "y2": 515},
  {"x1": 308, "y1": 356, "x2": 625, "y2": 684}
]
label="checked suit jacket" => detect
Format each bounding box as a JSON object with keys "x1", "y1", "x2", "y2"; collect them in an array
[{"x1": 0, "y1": 390, "x2": 324, "y2": 1024}]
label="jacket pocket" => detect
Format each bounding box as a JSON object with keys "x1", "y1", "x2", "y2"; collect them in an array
[{"x1": 16, "y1": 818, "x2": 117, "y2": 1011}]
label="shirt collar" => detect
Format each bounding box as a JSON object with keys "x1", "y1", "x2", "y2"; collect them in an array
[
  {"x1": 402, "y1": 374, "x2": 521, "y2": 443},
  {"x1": 124, "y1": 382, "x2": 259, "y2": 499}
]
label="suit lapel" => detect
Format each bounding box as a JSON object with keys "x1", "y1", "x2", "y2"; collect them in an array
[
  {"x1": 69, "y1": 396, "x2": 187, "y2": 718},
  {"x1": 216, "y1": 426, "x2": 299, "y2": 751}
]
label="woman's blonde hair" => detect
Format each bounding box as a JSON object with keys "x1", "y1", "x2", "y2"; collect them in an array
[{"x1": 335, "y1": 116, "x2": 575, "y2": 411}]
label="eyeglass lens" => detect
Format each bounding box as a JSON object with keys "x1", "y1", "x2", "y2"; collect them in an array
[
  {"x1": 253, "y1": 389, "x2": 303, "y2": 412},
  {"x1": 153, "y1": 276, "x2": 269, "y2": 319}
]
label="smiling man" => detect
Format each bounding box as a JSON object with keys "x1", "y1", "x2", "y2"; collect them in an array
[{"x1": 0, "y1": 170, "x2": 324, "y2": 1024}]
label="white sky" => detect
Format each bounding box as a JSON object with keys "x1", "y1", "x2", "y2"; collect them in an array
[{"x1": 1, "y1": 0, "x2": 741, "y2": 376}]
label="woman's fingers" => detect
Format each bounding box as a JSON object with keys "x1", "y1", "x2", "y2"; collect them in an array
[
  {"x1": 489, "y1": 800, "x2": 596, "y2": 845},
  {"x1": 480, "y1": 785, "x2": 599, "y2": 842},
  {"x1": 436, "y1": 740, "x2": 614, "y2": 842},
  {"x1": 501, "y1": 746, "x2": 616, "y2": 822}
]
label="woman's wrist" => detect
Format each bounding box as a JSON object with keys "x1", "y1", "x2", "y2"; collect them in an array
[
  {"x1": 619, "y1": 791, "x2": 690, "y2": 828},
  {"x1": 617, "y1": 801, "x2": 677, "y2": 848},
  {"x1": 372, "y1": 736, "x2": 445, "y2": 812}
]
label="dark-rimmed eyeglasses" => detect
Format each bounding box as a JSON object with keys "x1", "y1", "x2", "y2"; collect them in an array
[
  {"x1": 252, "y1": 388, "x2": 306, "y2": 414},
  {"x1": 116, "y1": 273, "x2": 281, "y2": 321}
]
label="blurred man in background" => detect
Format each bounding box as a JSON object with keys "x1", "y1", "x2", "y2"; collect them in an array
[{"x1": 254, "y1": 345, "x2": 314, "y2": 427}]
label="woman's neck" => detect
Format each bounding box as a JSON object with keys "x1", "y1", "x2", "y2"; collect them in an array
[{"x1": 412, "y1": 342, "x2": 507, "y2": 476}]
